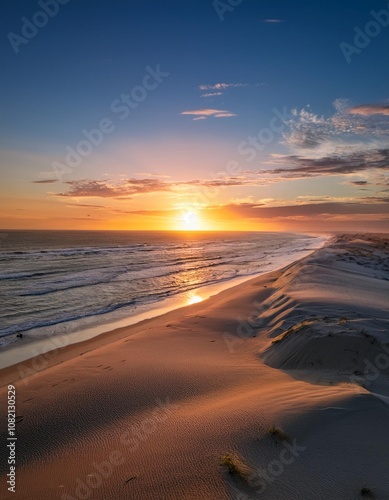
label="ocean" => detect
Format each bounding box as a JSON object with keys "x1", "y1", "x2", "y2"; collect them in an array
[{"x1": 0, "y1": 231, "x2": 326, "y2": 348}]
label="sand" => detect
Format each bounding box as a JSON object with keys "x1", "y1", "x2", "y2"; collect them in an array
[{"x1": 0, "y1": 233, "x2": 388, "y2": 499}]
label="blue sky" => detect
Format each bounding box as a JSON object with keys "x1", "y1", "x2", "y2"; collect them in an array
[{"x1": 1, "y1": 0, "x2": 389, "y2": 231}]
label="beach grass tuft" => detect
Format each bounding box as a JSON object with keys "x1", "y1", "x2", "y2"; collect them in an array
[
  {"x1": 361, "y1": 487, "x2": 375, "y2": 498},
  {"x1": 220, "y1": 452, "x2": 252, "y2": 481},
  {"x1": 272, "y1": 319, "x2": 315, "y2": 344},
  {"x1": 269, "y1": 425, "x2": 289, "y2": 442}
]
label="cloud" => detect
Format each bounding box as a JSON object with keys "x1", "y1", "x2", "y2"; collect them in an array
[
  {"x1": 262, "y1": 19, "x2": 284, "y2": 23},
  {"x1": 221, "y1": 202, "x2": 389, "y2": 218},
  {"x1": 66, "y1": 203, "x2": 107, "y2": 208},
  {"x1": 181, "y1": 109, "x2": 228, "y2": 116},
  {"x1": 268, "y1": 100, "x2": 389, "y2": 182},
  {"x1": 282, "y1": 100, "x2": 389, "y2": 155},
  {"x1": 134, "y1": 172, "x2": 171, "y2": 178},
  {"x1": 348, "y1": 104, "x2": 389, "y2": 116},
  {"x1": 32, "y1": 179, "x2": 58, "y2": 184},
  {"x1": 56, "y1": 175, "x2": 275, "y2": 199},
  {"x1": 198, "y1": 83, "x2": 264, "y2": 101},
  {"x1": 214, "y1": 112, "x2": 237, "y2": 118},
  {"x1": 349, "y1": 180, "x2": 368, "y2": 186},
  {"x1": 265, "y1": 148, "x2": 389, "y2": 178},
  {"x1": 201, "y1": 92, "x2": 223, "y2": 98},
  {"x1": 57, "y1": 97, "x2": 389, "y2": 200},
  {"x1": 123, "y1": 201, "x2": 389, "y2": 221},
  {"x1": 180, "y1": 177, "x2": 269, "y2": 188},
  {"x1": 361, "y1": 196, "x2": 389, "y2": 203},
  {"x1": 58, "y1": 178, "x2": 171, "y2": 198},
  {"x1": 180, "y1": 109, "x2": 237, "y2": 119},
  {"x1": 74, "y1": 217, "x2": 107, "y2": 221},
  {"x1": 199, "y1": 83, "x2": 249, "y2": 91}
]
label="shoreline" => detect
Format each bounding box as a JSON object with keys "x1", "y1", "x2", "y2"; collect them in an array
[
  {"x1": 0, "y1": 261, "x2": 292, "y2": 388},
  {"x1": 0, "y1": 235, "x2": 328, "y2": 379}
]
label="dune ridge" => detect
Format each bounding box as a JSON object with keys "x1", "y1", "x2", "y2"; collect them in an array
[{"x1": 260, "y1": 234, "x2": 389, "y2": 398}]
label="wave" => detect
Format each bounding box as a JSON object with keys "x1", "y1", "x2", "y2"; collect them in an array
[
  {"x1": 0, "y1": 243, "x2": 159, "y2": 259},
  {"x1": 0, "y1": 233, "x2": 326, "y2": 341},
  {"x1": 0, "y1": 299, "x2": 137, "y2": 337},
  {"x1": 0, "y1": 270, "x2": 67, "y2": 281}
]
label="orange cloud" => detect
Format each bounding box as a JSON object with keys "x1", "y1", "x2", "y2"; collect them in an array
[
  {"x1": 180, "y1": 108, "x2": 237, "y2": 120},
  {"x1": 348, "y1": 104, "x2": 389, "y2": 116}
]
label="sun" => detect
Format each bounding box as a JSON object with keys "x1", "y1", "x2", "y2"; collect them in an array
[{"x1": 181, "y1": 211, "x2": 201, "y2": 230}]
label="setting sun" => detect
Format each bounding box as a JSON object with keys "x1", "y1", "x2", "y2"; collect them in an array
[{"x1": 180, "y1": 211, "x2": 201, "y2": 231}]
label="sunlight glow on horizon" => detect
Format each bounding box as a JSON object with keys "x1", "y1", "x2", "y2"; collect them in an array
[{"x1": 177, "y1": 210, "x2": 203, "y2": 231}]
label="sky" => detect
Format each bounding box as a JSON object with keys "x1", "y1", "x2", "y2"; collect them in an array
[{"x1": 1, "y1": 0, "x2": 389, "y2": 232}]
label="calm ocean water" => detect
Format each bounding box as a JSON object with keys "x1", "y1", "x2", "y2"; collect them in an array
[{"x1": 0, "y1": 231, "x2": 325, "y2": 347}]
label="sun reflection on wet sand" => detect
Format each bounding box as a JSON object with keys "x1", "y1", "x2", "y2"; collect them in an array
[{"x1": 186, "y1": 292, "x2": 203, "y2": 305}]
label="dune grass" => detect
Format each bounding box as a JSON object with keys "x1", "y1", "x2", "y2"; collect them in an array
[
  {"x1": 220, "y1": 452, "x2": 252, "y2": 481},
  {"x1": 272, "y1": 319, "x2": 315, "y2": 344},
  {"x1": 269, "y1": 425, "x2": 289, "y2": 442},
  {"x1": 361, "y1": 487, "x2": 375, "y2": 498}
]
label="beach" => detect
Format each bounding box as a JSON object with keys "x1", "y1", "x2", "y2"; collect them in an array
[
  {"x1": 0, "y1": 231, "x2": 323, "y2": 352},
  {"x1": 1, "y1": 233, "x2": 389, "y2": 500}
]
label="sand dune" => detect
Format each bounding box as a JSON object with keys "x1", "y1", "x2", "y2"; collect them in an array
[
  {"x1": 262, "y1": 234, "x2": 389, "y2": 397},
  {"x1": 0, "y1": 234, "x2": 388, "y2": 499}
]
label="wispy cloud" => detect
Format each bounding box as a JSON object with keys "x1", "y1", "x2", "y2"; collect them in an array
[
  {"x1": 134, "y1": 172, "x2": 171, "y2": 178},
  {"x1": 265, "y1": 149, "x2": 389, "y2": 177},
  {"x1": 66, "y1": 203, "x2": 107, "y2": 208},
  {"x1": 224, "y1": 201, "x2": 389, "y2": 217},
  {"x1": 58, "y1": 178, "x2": 171, "y2": 198},
  {"x1": 265, "y1": 100, "x2": 389, "y2": 183},
  {"x1": 282, "y1": 99, "x2": 389, "y2": 154},
  {"x1": 32, "y1": 179, "x2": 58, "y2": 184},
  {"x1": 262, "y1": 19, "x2": 284, "y2": 23},
  {"x1": 198, "y1": 83, "x2": 264, "y2": 100},
  {"x1": 199, "y1": 83, "x2": 249, "y2": 91},
  {"x1": 180, "y1": 108, "x2": 237, "y2": 119},
  {"x1": 122, "y1": 201, "x2": 389, "y2": 222},
  {"x1": 180, "y1": 109, "x2": 228, "y2": 116},
  {"x1": 181, "y1": 177, "x2": 270, "y2": 188},
  {"x1": 348, "y1": 104, "x2": 389, "y2": 116},
  {"x1": 201, "y1": 92, "x2": 223, "y2": 98},
  {"x1": 348, "y1": 180, "x2": 368, "y2": 186},
  {"x1": 214, "y1": 112, "x2": 237, "y2": 118},
  {"x1": 56, "y1": 175, "x2": 273, "y2": 199}
]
